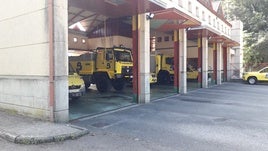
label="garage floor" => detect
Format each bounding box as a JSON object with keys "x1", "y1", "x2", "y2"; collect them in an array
[
  {"x1": 69, "y1": 85, "x2": 133, "y2": 120},
  {"x1": 69, "y1": 84, "x2": 179, "y2": 120},
  {"x1": 187, "y1": 81, "x2": 200, "y2": 91},
  {"x1": 71, "y1": 82, "x2": 268, "y2": 151}
]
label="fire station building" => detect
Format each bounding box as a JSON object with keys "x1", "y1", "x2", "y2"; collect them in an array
[{"x1": 0, "y1": 0, "x2": 241, "y2": 122}]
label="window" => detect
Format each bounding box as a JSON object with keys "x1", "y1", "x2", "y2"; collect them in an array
[
  {"x1": 69, "y1": 63, "x2": 75, "y2": 75},
  {"x1": 202, "y1": 11, "x2": 205, "y2": 21},
  {"x1": 157, "y1": 37, "x2": 162, "y2": 42},
  {"x1": 208, "y1": 15, "x2": 211, "y2": 24},
  {"x1": 260, "y1": 68, "x2": 268, "y2": 73},
  {"x1": 166, "y1": 57, "x2": 174, "y2": 65},
  {"x1": 164, "y1": 36, "x2": 169, "y2": 42},
  {"x1": 178, "y1": 0, "x2": 183, "y2": 7},
  {"x1": 196, "y1": 7, "x2": 199, "y2": 18},
  {"x1": 105, "y1": 50, "x2": 114, "y2": 61},
  {"x1": 188, "y1": 1, "x2": 192, "y2": 12},
  {"x1": 114, "y1": 50, "x2": 132, "y2": 62}
]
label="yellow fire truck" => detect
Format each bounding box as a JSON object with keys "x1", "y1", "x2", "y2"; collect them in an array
[
  {"x1": 151, "y1": 54, "x2": 198, "y2": 84},
  {"x1": 69, "y1": 47, "x2": 133, "y2": 92}
]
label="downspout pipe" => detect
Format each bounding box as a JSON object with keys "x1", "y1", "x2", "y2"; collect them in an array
[{"x1": 48, "y1": 0, "x2": 55, "y2": 122}]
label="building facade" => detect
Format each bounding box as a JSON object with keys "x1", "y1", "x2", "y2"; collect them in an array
[{"x1": 0, "y1": 0, "x2": 240, "y2": 122}]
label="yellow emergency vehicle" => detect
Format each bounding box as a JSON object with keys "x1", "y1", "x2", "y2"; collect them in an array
[
  {"x1": 69, "y1": 47, "x2": 133, "y2": 92},
  {"x1": 187, "y1": 65, "x2": 199, "y2": 80},
  {"x1": 68, "y1": 63, "x2": 85, "y2": 99},
  {"x1": 151, "y1": 54, "x2": 198, "y2": 84},
  {"x1": 243, "y1": 67, "x2": 268, "y2": 84}
]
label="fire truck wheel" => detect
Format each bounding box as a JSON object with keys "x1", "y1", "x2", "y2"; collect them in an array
[
  {"x1": 157, "y1": 71, "x2": 170, "y2": 85},
  {"x1": 95, "y1": 74, "x2": 111, "y2": 92},
  {"x1": 112, "y1": 79, "x2": 125, "y2": 91},
  {"x1": 85, "y1": 82, "x2": 91, "y2": 92}
]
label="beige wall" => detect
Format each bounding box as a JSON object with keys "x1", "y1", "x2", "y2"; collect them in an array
[
  {"x1": 152, "y1": 30, "x2": 217, "y2": 71},
  {"x1": 88, "y1": 36, "x2": 132, "y2": 49},
  {"x1": 0, "y1": 0, "x2": 68, "y2": 122},
  {"x1": 0, "y1": 1, "x2": 49, "y2": 76},
  {"x1": 208, "y1": 47, "x2": 214, "y2": 69},
  {"x1": 68, "y1": 33, "x2": 88, "y2": 50},
  {"x1": 152, "y1": 31, "x2": 173, "y2": 55},
  {"x1": 187, "y1": 47, "x2": 198, "y2": 58},
  {"x1": 151, "y1": 31, "x2": 199, "y2": 58}
]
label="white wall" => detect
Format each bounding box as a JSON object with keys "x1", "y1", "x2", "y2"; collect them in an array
[
  {"x1": 167, "y1": 0, "x2": 232, "y2": 38},
  {"x1": 0, "y1": 0, "x2": 68, "y2": 121},
  {"x1": 230, "y1": 20, "x2": 243, "y2": 78}
]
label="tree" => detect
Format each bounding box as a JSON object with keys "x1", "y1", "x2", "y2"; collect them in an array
[{"x1": 223, "y1": 0, "x2": 268, "y2": 70}]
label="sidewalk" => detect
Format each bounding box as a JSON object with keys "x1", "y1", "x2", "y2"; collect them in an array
[{"x1": 0, "y1": 110, "x2": 88, "y2": 144}]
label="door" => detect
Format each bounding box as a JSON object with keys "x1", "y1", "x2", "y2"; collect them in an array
[
  {"x1": 258, "y1": 67, "x2": 268, "y2": 81},
  {"x1": 105, "y1": 49, "x2": 115, "y2": 78}
]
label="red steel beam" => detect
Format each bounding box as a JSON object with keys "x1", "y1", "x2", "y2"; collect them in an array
[
  {"x1": 132, "y1": 15, "x2": 139, "y2": 102},
  {"x1": 173, "y1": 30, "x2": 179, "y2": 93}
]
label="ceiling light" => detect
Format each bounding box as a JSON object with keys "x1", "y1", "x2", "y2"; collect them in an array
[{"x1": 146, "y1": 13, "x2": 154, "y2": 20}]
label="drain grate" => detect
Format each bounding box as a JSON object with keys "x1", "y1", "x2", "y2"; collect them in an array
[
  {"x1": 179, "y1": 98, "x2": 212, "y2": 104},
  {"x1": 91, "y1": 122, "x2": 111, "y2": 128}
]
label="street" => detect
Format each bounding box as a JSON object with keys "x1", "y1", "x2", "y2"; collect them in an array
[{"x1": 1, "y1": 82, "x2": 268, "y2": 151}]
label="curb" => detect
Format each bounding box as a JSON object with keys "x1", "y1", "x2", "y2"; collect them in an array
[
  {"x1": 0, "y1": 125, "x2": 89, "y2": 144},
  {"x1": 0, "y1": 129, "x2": 17, "y2": 143}
]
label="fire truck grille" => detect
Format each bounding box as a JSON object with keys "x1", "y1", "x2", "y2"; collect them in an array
[
  {"x1": 122, "y1": 66, "x2": 133, "y2": 76},
  {"x1": 69, "y1": 85, "x2": 81, "y2": 90}
]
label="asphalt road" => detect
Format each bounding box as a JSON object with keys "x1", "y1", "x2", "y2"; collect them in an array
[{"x1": 1, "y1": 82, "x2": 268, "y2": 151}]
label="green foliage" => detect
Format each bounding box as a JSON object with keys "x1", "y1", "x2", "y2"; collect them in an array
[
  {"x1": 243, "y1": 47, "x2": 263, "y2": 70},
  {"x1": 223, "y1": 0, "x2": 268, "y2": 69},
  {"x1": 253, "y1": 36, "x2": 268, "y2": 62}
]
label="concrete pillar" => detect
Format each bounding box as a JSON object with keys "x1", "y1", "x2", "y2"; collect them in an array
[
  {"x1": 202, "y1": 37, "x2": 208, "y2": 88},
  {"x1": 173, "y1": 30, "x2": 180, "y2": 93},
  {"x1": 132, "y1": 14, "x2": 150, "y2": 103},
  {"x1": 230, "y1": 20, "x2": 244, "y2": 78},
  {"x1": 179, "y1": 29, "x2": 187, "y2": 94},
  {"x1": 227, "y1": 47, "x2": 232, "y2": 81},
  {"x1": 138, "y1": 13, "x2": 151, "y2": 103},
  {"x1": 52, "y1": 0, "x2": 69, "y2": 122},
  {"x1": 217, "y1": 43, "x2": 223, "y2": 85}
]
